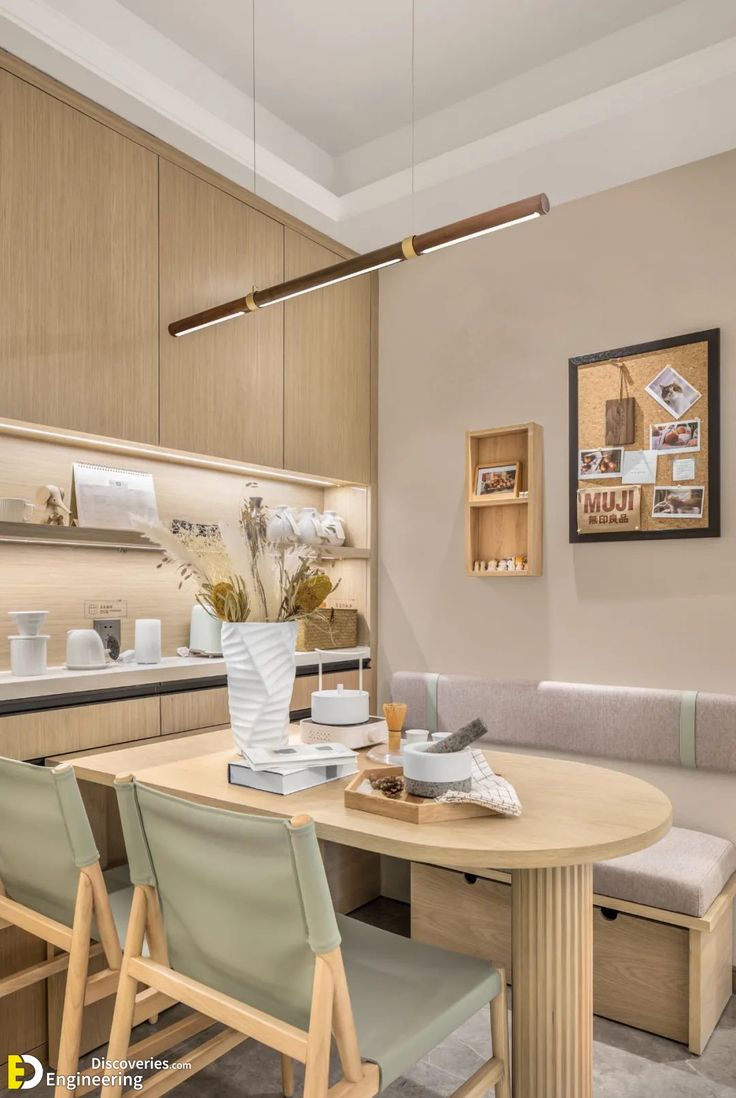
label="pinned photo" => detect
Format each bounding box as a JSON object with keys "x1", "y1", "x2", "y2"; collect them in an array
[
  {"x1": 652, "y1": 486, "x2": 704, "y2": 518},
  {"x1": 578, "y1": 447, "x2": 623, "y2": 480},
  {"x1": 645, "y1": 365, "x2": 701, "y2": 419},
  {"x1": 650, "y1": 419, "x2": 700, "y2": 454}
]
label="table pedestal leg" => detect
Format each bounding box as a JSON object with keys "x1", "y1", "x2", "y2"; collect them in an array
[{"x1": 511, "y1": 864, "x2": 593, "y2": 1098}]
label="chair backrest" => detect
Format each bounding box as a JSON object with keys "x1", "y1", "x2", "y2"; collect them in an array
[
  {"x1": 115, "y1": 779, "x2": 341, "y2": 1030},
  {"x1": 0, "y1": 757, "x2": 98, "y2": 927}
]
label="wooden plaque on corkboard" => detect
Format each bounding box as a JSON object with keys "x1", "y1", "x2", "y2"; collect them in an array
[{"x1": 569, "y1": 330, "x2": 720, "y2": 543}]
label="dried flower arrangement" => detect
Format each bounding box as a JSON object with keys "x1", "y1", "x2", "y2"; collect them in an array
[{"x1": 135, "y1": 485, "x2": 337, "y2": 623}]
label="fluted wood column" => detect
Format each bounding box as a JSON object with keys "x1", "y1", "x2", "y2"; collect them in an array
[{"x1": 511, "y1": 864, "x2": 593, "y2": 1098}]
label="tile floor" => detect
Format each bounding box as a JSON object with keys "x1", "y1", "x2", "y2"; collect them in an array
[{"x1": 4, "y1": 899, "x2": 734, "y2": 1096}]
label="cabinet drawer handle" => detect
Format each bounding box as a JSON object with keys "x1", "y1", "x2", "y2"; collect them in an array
[
  {"x1": 464, "y1": 873, "x2": 478, "y2": 885},
  {"x1": 600, "y1": 907, "x2": 619, "y2": 921}
]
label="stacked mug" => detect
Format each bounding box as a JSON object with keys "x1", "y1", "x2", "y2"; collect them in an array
[{"x1": 8, "y1": 611, "x2": 49, "y2": 676}]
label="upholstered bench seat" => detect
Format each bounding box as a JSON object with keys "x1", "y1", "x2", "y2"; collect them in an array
[
  {"x1": 594, "y1": 826, "x2": 736, "y2": 918},
  {"x1": 395, "y1": 670, "x2": 736, "y2": 1053}
]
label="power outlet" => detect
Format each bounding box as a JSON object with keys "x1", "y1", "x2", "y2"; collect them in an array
[{"x1": 93, "y1": 618, "x2": 121, "y2": 659}]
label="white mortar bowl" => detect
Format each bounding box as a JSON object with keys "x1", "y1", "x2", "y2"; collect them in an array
[{"x1": 402, "y1": 742, "x2": 473, "y2": 798}]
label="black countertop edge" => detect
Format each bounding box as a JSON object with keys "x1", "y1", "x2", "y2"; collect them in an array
[{"x1": 0, "y1": 658, "x2": 370, "y2": 718}]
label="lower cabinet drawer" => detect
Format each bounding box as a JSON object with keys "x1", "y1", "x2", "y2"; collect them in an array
[
  {"x1": 411, "y1": 864, "x2": 512, "y2": 973},
  {"x1": 594, "y1": 904, "x2": 689, "y2": 1043},
  {"x1": 0, "y1": 697, "x2": 160, "y2": 760},
  {"x1": 160, "y1": 687, "x2": 230, "y2": 734},
  {"x1": 410, "y1": 864, "x2": 690, "y2": 1044}
]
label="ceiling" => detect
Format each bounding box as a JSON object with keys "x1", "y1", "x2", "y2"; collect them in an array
[
  {"x1": 116, "y1": 0, "x2": 680, "y2": 155},
  {"x1": 3, "y1": 0, "x2": 736, "y2": 248}
]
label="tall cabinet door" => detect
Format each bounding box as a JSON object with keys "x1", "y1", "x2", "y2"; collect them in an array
[
  {"x1": 0, "y1": 71, "x2": 158, "y2": 442},
  {"x1": 284, "y1": 230, "x2": 371, "y2": 483},
  {"x1": 159, "y1": 161, "x2": 284, "y2": 467}
]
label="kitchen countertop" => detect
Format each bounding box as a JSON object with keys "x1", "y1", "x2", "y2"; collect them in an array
[{"x1": 0, "y1": 647, "x2": 371, "y2": 704}]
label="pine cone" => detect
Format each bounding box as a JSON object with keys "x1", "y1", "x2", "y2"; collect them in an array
[{"x1": 370, "y1": 775, "x2": 405, "y2": 799}]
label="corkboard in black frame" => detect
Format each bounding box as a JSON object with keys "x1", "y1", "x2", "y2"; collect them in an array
[{"x1": 569, "y1": 329, "x2": 720, "y2": 543}]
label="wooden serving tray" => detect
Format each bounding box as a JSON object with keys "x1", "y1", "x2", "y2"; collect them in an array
[{"x1": 344, "y1": 766, "x2": 493, "y2": 824}]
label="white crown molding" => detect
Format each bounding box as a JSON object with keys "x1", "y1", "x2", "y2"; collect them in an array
[
  {"x1": 3, "y1": 0, "x2": 736, "y2": 250},
  {"x1": 0, "y1": 0, "x2": 342, "y2": 221}
]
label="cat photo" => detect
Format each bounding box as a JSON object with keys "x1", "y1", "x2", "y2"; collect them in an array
[{"x1": 645, "y1": 365, "x2": 701, "y2": 419}]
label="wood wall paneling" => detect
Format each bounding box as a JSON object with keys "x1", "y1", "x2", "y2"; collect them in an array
[
  {"x1": 0, "y1": 71, "x2": 158, "y2": 442},
  {"x1": 159, "y1": 161, "x2": 285, "y2": 467},
  {"x1": 284, "y1": 231, "x2": 371, "y2": 482}
]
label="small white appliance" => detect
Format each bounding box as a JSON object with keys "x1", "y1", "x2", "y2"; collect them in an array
[
  {"x1": 10, "y1": 634, "x2": 48, "y2": 676},
  {"x1": 301, "y1": 652, "x2": 386, "y2": 749},
  {"x1": 66, "y1": 629, "x2": 106, "y2": 670},
  {"x1": 134, "y1": 619, "x2": 161, "y2": 664},
  {"x1": 189, "y1": 605, "x2": 222, "y2": 656}
]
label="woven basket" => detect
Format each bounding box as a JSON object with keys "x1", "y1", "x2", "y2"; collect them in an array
[{"x1": 297, "y1": 608, "x2": 358, "y2": 652}]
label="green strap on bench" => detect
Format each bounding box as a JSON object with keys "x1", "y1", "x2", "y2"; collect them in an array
[
  {"x1": 424, "y1": 673, "x2": 440, "y2": 734},
  {"x1": 679, "y1": 691, "x2": 698, "y2": 769}
]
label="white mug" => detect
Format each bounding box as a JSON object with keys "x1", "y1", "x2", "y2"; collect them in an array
[
  {"x1": 403, "y1": 729, "x2": 429, "y2": 748},
  {"x1": 0, "y1": 498, "x2": 34, "y2": 522}
]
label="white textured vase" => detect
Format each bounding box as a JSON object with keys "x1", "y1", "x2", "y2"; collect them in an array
[{"x1": 222, "y1": 621, "x2": 298, "y2": 753}]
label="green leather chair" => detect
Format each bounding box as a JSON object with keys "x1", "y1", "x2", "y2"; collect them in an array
[
  {"x1": 0, "y1": 756, "x2": 158, "y2": 1093},
  {"x1": 103, "y1": 775, "x2": 509, "y2": 1097}
]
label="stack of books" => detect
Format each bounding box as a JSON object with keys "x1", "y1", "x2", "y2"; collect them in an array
[{"x1": 228, "y1": 741, "x2": 358, "y2": 795}]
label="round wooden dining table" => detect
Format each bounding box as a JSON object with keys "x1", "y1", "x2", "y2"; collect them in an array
[{"x1": 60, "y1": 732, "x2": 673, "y2": 1098}]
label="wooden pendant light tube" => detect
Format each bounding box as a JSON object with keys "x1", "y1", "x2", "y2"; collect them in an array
[
  {"x1": 412, "y1": 193, "x2": 549, "y2": 254},
  {"x1": 168, "y1": 193, "x2": 548, "y2": 336}
]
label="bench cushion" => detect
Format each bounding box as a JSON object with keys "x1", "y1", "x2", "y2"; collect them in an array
[{"x1": 594, "y1": 827, "x2": 736, "y2": 918}]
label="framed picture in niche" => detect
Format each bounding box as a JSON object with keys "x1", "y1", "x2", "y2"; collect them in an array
[
  {"x1": 569, "y1": 329, "x2": 720, "y2": 543},
  {"x1": 472, "y1": 461, "x2": 520, "y2": 500}
]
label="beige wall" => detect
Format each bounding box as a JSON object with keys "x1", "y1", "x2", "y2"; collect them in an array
[{"x1": 378, "y1": 150, "x2": 736, "y2": 699}]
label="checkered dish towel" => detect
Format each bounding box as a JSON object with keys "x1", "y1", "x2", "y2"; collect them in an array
[{"x1": 439, "y1": 750, "x2": 522, "y2": 817}]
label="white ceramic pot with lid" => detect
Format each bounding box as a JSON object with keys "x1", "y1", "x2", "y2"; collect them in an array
[
  {"x1": 310, "y1": 650, "x2": 369, "y2": 726},
  {"x1": 311, "y1": 682, "x2": 369, "y2": 726}
]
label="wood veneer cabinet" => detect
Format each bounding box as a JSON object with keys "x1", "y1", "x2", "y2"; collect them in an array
[
  {"x1": 284, "y1": 230, "x2": 372, "y2": 483},
  {"x1": 0, "y1": 71, "x2": 158, "y2": 443},
  {"x1": 159, "y1": 161, "x2": 285, "y2": 467}
]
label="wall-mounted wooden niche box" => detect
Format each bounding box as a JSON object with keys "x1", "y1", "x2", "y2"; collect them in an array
[{"x1": 465, "y1": 423, "x2": 543, "y2": 577}]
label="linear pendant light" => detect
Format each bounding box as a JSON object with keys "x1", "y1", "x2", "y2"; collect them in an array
[{"x1": 169, "y1": 192, "x2": 549, "y2": 336}]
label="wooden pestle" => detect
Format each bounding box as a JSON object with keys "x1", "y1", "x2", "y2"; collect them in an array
[{"x1": 425, "y1": 717, "x2": 488, "y2": 753}]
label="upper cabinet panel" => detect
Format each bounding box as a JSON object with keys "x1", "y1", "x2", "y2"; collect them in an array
[
  {"x1": 159, "y1": 161, "x2": 284, "y2": 468},
  {"x1": 0, "y1": 71, "x2": 159, "y2": 442},
  {"x1": 284, "y1": 231, "x2": 371, "y2": 483}
]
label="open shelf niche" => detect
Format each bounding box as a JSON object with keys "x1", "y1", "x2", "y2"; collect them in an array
[{"x1": 465, "y1": 423, "x2": 543, "y2": 577}]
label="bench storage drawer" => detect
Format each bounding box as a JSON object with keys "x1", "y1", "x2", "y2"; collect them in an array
[{"x1": 410, "y1": 863, "x2": 732, "y2": 1052}]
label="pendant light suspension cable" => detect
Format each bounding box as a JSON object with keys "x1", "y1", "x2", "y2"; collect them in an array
[
  {"x1": 251, "y1": 0, "x2": 257, "y2": 195},
  {"x1": 168, "y1": 7, "x2": 550, "y2": 338}
]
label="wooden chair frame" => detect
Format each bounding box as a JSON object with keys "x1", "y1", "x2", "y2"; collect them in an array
[
  {"x1": 0, "y1": 766, "x2": 182, "y2": 1098},
  {"x1": 99, "y1": 813, "x2": 510, "y2": 1098}
]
